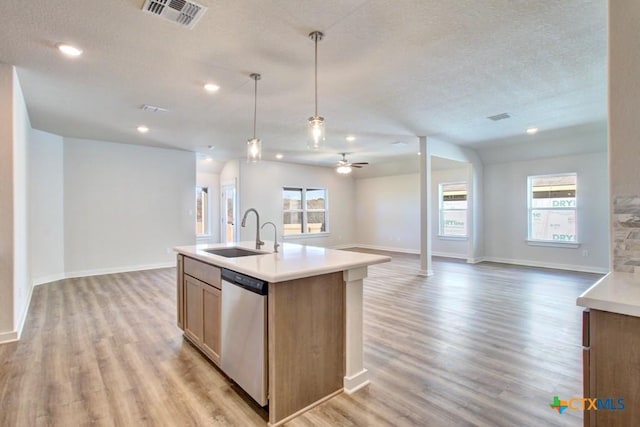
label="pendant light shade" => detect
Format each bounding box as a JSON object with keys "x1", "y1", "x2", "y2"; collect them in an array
[
  {"x1": 308, "y1": 31, "x2": 325, "y2": 150},
  {"x1": 247, "y1": 73, "x2": 262, "y2": 163}
]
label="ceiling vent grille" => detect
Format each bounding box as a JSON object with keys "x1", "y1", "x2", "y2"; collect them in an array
[
  {"x1": 142, "y1": 0, "x2": 207, "y2": 29},
  {"x1": 487, "y1": 112, "x2": 511, "y2": 121}
]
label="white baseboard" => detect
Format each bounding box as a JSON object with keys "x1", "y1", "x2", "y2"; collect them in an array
[
  {"x1": 467, "y1": 256, "x2": 486, "y2": 264},
  {"x1": 0, "y1": 330, "x2": 19, "y2": 344},
  {"x1": 34, "y1": 262, "x2": 176, "y2": 286},
  {"x1": 33, "y1": 273, "x2": 66, "y2": 286},
  {"x1": 431, "y1": 251, "x2": 468, "y2": 260},
  {"x1": 349, "y1": 244, "x2": 420, "y2": 255},
  {"x1": 64, "y1": 262, "x2": 175, "y2": 280},
  {"x1": 482, "y1": 256, "x2": 609, "y2": 274},
  {"x1": 14, "y1": 282, "x2": 35, "y2": 340}
]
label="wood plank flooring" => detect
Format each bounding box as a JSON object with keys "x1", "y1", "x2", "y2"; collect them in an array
[{"x1": 0, "y1": 252, "x2": 602, "y2": 426}]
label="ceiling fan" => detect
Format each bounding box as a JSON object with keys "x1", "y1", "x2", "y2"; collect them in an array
[{"x1": 336, "y1": 153, "x2": 369, "y2": 174}]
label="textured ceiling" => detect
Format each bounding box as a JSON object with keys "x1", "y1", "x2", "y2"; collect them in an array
[{"x1": 0, "y1": 0, "x2": 607, "y2": 169}]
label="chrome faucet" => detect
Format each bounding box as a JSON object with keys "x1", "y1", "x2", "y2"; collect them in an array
[
  {"x1": 241, "y1": 208, "x2": 264, "y2": 250},
  {"x1": 261, "y1": 222, "x2": 280, "y2": 253}
]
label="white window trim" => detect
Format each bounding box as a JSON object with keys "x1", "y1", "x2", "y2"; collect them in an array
[
  {"x1": 438, "y1": 181, "x2": 468, "y2": 238},
  {"x1": 196, "y1": 186, "x2": 210, "y2": 237},
  {"x1": 526, "y1": 172, "x2": 578, "y2": 246},
  {"x1": 526, "y1": 239, "x2": 581, "y2": 248},
  {"x1": 282, "y1": 186, "x2": 329, "y2": 237}
]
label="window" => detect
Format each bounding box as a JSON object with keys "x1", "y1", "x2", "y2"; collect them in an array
[
  {"x1": 196, "y1": 187, "x2": 209, "y2": 236},
  {"x1": 439, "y1": 182, "x2": 468, "y2": 237},
  {"x1": 283, "y1": 187, "x2": 327, "y2": 235},
  {"x1": 528, "y1": 174, "x2": 577, "y2": 243}
]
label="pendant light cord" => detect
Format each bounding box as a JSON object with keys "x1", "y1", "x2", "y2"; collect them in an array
[
  {"x1": 314, "y1": 32, "x2": 318, "y2": 116},
  {"x1": 253, "y1": 75, "x2": 258, "y2": 139}
]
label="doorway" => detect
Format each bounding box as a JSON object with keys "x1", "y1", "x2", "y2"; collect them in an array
[{"x1": 221, "y1": 183, "x2": 237, "y2": 244}]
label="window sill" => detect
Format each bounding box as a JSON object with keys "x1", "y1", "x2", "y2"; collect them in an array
[
  {"x1": 526, "y1": 240, "x2": 581, "y2": 249},
  {"x1": 283, "y1": 232, "x2": 330, "y2": 240},
  {"x1": 437, "y1": 235, "x2": 468, "y2": 241}
]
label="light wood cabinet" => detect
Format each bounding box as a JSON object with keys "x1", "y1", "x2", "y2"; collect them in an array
[
  {"x1": 177, "y1": 254, "x2": 184, "y2": 329},
  {"x1": 181, "y1": 256, "x2": 222, "y2": 366},
  {"x1": 583, "y1": 309, "x2": 640, "y2": 426}
]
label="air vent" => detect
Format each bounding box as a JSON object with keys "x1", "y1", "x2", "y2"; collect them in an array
[
  {"x1": 141, "y1": 104, "x2": 169, "y2": 113},
  {"x1": 142, "y1": 0, "x2": 207, "y2": 29},
  {"x1": 487, "y1": 112, "x2": 511, "y2": 121}
]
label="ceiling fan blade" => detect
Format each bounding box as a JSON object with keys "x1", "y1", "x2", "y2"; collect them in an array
[
  {"x1": 352, "y1": 165, "x2": 364, "y2": 168},
  {"x1": 351, "y1": 162, "x2": 369, "y2": 165}
]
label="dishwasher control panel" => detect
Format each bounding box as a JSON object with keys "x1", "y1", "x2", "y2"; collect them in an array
[{"x1": 221, "y1": 269, "x2": 267, "y2": 295}]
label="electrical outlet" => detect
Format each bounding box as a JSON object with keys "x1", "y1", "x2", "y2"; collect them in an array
[{"x1": 582, "y1": 249, "x2": 589, "y2": 257}]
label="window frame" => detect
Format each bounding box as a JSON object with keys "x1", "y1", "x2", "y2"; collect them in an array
[
  {"x1": 438, "y1": 181, "x2": 468, "y2": 239},
  {"x1": 282, "y1": 186, "x2": 329, "y2": 238},
  {"x1": 195, "y1": 186, "x2": 210, "y2": 237},
  {"x1": 526, "y1": 172, "x2": 579, "y2": 247}
]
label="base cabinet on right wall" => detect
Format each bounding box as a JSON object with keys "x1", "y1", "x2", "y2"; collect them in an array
[{"x1": 583, "y1": 309, "x2": 640, "y2": 426}]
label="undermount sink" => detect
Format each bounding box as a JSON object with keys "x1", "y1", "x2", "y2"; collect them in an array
[{"x1": 203, "y1": 247, "x2": 264, "y2": 258}]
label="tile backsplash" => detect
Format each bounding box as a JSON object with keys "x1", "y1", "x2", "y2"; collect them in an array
[{"x1": 613, "y1": 196, "x2": 640, "y2": 272}]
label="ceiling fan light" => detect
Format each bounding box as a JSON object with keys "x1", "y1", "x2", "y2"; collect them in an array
[
  {"x1": 336, "y1": 165, "x2": 352, "y2": 174},
  {"x1": 247, "y1": 138, "x2": 262, "y2": 163},
  {"x1": 308, "y1": 116, "x2": 325, "y2": 149}
]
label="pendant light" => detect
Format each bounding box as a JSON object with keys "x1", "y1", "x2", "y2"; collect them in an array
[
  {"x1": 308, "y1": 31, "x2": 325, "y2": 150},
  {"x1": 247, "y1": 73, "x2": 262, "y2": 163}
]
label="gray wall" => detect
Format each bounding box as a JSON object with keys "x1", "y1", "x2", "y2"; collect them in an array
[
  {"x1": 29, "y1": 129, "x2": 65, "y2": 285},
  {"x1": 238, "y1": 160, "x2": 356, "y2": 248},
  {"x1": 355, "y1": 173, "x2": 420, "y2": 253},
  {"x1": 483, "y1": 151, "x2": 609, "y2": 272},
  {"x1": 63, "y1": 138, "x2": 196, "y2": 276}
]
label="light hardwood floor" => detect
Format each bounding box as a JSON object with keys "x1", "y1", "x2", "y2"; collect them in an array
[{"x1": 0, "y1": 252, "x2": 602, "y2": 426}]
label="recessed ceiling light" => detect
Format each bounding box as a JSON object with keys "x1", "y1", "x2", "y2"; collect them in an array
[
  {"x1": 56, "y1": 43, "x2": 83, "y2": 57},
  {"x1": 346, "y1": 136, "x2": 356, "y2": 142},
  {"x1": 205, "y1": 156, "x2": 213, "y2": 162},
  {"x1": 526, "y1": 127, "x2": 539, "y2": 135},
  {"x1": 204, "y1": 83, "x2": 220, "y2": 92},
  {"x1": 275, "y1": 154, "x2": 283, "y2": 159},
  {"x1": 417, "y1": 152, "x2": 421, "y2": 156},
  {"x1": 137, "y1": 125, "x2": 149, "y2": 134}
]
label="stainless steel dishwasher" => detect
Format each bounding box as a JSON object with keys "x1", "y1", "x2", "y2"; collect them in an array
[{"x1": 220, "y1": 268, "x2": 268, "y2": 406}]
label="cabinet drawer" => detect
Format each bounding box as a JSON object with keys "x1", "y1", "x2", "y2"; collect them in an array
[{"x1": 184, "y1": 256, "x2": 221, "y2": 288}]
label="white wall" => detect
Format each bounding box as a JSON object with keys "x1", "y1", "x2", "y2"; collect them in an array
[
  {"x1": 239, "y1": 161, "x2": 356, "y2": 248},
  {"x1": 483, "y1": 152, "x2": 609, "y2": 273},
  {"x1": 12, "y1": 69, "x2": 31, "y2": 333},
  {"x1": 196, "y1": 171, "x2": 220, "y2": 244},
  {"x1": 355, "y1": 174, "x2": 420, "y2": 253},
  {"x1": 0, "y1": 64, "x2": 32, "y2": 342},
  {"x1": 63, "y1": 138, "x2": 195, "y2": 276},
  {"x1": 431, "y1": 167, "x2": 469, "y2": 259},
  {"x1": 29, "y1": 129, "x2": 65, "y2": 285}
]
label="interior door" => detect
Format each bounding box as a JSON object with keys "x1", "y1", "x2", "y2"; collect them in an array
[{"x1": 221, "y1": 183, "x2": 237, "y2": 244}]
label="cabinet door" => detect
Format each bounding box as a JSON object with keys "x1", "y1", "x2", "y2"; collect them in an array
[
  {"x1": 184, "y1": 275, "x2": 203, "y2": 343},
  {"x1": 177, "y1": 255, "x2": 184, "y2": 330},
  {"x1": 201, "y1": 283, "x2": 221, "y2": 365}
]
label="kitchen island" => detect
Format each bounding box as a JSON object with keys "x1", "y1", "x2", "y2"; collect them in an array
[
  {"x1": 577, "y1": 272, "x2": 640, "y2": 427},
  {"x1": 174, "y1": 242, "x2": 390, "y2": 426}
]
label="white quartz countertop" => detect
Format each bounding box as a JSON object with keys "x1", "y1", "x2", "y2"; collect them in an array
[
  {"x1": 174, "y1": 241, "x2": 391, "y2": 283},
  {"x1": 577, "y1": 271, "x2": 640, "y2": 317}
]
